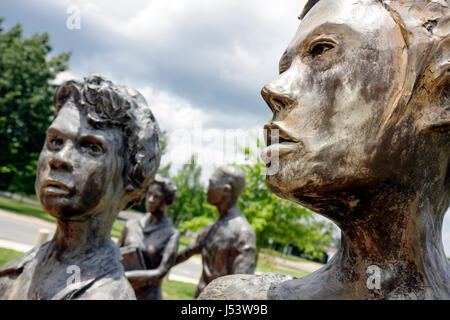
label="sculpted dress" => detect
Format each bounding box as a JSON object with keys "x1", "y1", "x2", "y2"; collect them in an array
[
  {"x1": 118, "y1": 212, "x2": 179, "y2": 300},
  {"x1": 0, "y1": 240, "x2": 135, "y2": 300}
]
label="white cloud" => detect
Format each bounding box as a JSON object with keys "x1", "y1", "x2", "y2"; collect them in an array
[{"x1": 50, "y1": 70, "x2": 80, "y2": 85}]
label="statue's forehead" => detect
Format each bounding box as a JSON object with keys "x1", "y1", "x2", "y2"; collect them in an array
[
  {"x1": 294, "y1": 0, "x2": 392, "y2": 42},
  {"x1": 50, "y1": 104, "x2": 120, "y2": 143}
]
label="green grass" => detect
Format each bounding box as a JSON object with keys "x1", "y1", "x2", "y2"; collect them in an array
[
  {"x1": 162, "y1": 279, "x2": 196, "y2": 300},
  {"x1": 0, "y1": 196, "x2": 56, "y2": 223},
  {"x1": 0, "y1": 196, "x2": 125, "y2": 238},
  {"x1": 256, "y1": 257, "x2": 310, "y2": 279},
  {"x1": 111, "y1": 220, "x2": 125, "y2": 239},
  {"x1": 178, "y1": 236, "x2": 191, "y2": 252},
  {"x1": 0, "y1": 247, "x2": 23, "y2": 268},
  {"x1": 260, "y1": 247, "x2": 315, "y2": 264}
]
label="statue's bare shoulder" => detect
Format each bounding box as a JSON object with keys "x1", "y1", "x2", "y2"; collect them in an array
[{"x1": 197, "y1": 273, "x2": 294, "y2": 300}]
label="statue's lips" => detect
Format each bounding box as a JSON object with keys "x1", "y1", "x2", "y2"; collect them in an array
[
  {"x1": 42, "y1": 180, "x2": 73, "y2": 196},
  {"x1": 262, "y1": 141, "x2": 302, "y2": 158},
  {"x1": 263, "y1": 123, "x2": 303, "y2": 157}
]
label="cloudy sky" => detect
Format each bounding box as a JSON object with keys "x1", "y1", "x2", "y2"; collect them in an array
[{"x1": 2, "y1": 0, "x2": 449, "y2": 257}]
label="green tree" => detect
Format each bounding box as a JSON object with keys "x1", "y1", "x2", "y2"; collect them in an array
[
  {"x1": 238, "y1": 142, "x2": 334, "y2": 260},
  {"x1": 0, "y1": 19, "x2": 70, "y2": 194},
  {"x1": 168, "y1": 154, "x2": 216, "y2": 227},
  {"x1": 157, "y1": 130, "x2": 171, "y2": 177}
]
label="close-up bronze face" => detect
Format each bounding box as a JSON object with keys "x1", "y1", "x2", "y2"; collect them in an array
[
  {"x1": 206, "y1": 172, "x2": 228, "y2": 206},
  {"x1": 35, "y1": 103, "x2": 126, "y2": 220},
  {"x1": 146, "y1": 183, "x2": 165, "y2": 213},
  {"x1": 263, "y1": 0, "x2": 409, "y2": 211}
]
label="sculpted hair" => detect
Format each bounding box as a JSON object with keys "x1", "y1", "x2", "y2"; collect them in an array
[
  {"x1": 216, "y1": 165, "x2": 246, "y2": 199},
  {"x1": 152, "y1": 174, "x2": 178, "y2": 206},
  {"x1": 53, "y1": 75, "x2": 161, "y2": 208}
]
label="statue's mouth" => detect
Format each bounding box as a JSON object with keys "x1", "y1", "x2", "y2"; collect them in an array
[
  {"x1": 42, "y1": 180, "x2": 73, "y2": 197},
  {"x1": 262, "y1": 123, "x2": 303, "y2": 158}
]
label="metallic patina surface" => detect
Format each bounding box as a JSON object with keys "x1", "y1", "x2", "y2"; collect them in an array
[
  {"x1": 176, "y1": 166, "x2": 256, "y2": 297},
  {"x1": 0, "y1": 75, "x2": 161, "y2": 300},
  {"x1": 119, "y1": 175, "x2": 180, "y2": 300},
  {"x1": 200, "y1": 0, "x2": 449, "y2": 300}
]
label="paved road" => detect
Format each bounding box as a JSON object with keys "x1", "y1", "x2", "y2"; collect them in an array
[{"x1": 0, "y1": 209, "x2": 55, "y2": 245}]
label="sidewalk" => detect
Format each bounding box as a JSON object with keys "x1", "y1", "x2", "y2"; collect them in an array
[{"x1": 0, "y1": 238, "x2": 33, "y2": 252}]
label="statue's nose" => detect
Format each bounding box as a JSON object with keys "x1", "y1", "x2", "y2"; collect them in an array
[
  {"x1": 261, "y1": 80, "x2": 296, "y2": 115},
  {"x1": 49, "y1": 143, "x2": 74, "y2": 172}
]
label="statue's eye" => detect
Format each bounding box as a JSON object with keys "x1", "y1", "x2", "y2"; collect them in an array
[
  {"x1": 80, "y1": 141, "x2": 104, "y2": 156},
  {"x1": 310, "y1": 42, "x2": 334, "y2": 58},
  {"x1": 48, "y1": 138, "x2": 63, "y2": 150}
]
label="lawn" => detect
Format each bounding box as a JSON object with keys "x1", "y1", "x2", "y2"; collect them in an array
[
  {"x1": 0, "y1": 247, "x2": 23, "y2": 267},
  {"x1": 162, "y1": 279, "x2": 196, "y2": 300},
  {"x1": 178, "y1": 235, "x2": 191, "y2": 252},
  {"x1": 256, "y1": 256, "x2": 310, "y2": 279},
  {"x1": 259, "y1": 247, "x2": 316, "y2": 264},
  {"x1": 0, "y1": 196, "x2": 125, "y2": 238},
  {"x1": 0, "y1": 196, "x2": 55, "y2": 223}
]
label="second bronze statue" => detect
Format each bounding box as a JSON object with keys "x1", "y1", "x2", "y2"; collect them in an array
[
  {"x1": 175, "y1": 165, "x2": 256, "y2": 298},
  {"x1": 118, "y1": 175, "x2": 179, "y2": 300}
]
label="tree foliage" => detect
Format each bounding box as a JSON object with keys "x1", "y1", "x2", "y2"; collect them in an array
[
  {"x1": 167, "y1": 155, "x2": 216, "y2": 226},
  {"x1": 0, "y1": 19, "x2": 70, "y2": 194},
  {"x1": 237, "y1": 142, "x2": 335, "y2": 260}
]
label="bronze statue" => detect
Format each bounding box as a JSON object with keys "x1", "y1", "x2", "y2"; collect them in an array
[
  {"x1": 199, "y1": 0, "x2": 449, "y2": 300},
  {"x1": 175, "y1": 165, "x2": 256, "y2": 297},
  {"x1": 118, "y1": 175, "x2": 179, "y2": 300},
  {"x1": 0, "y1": 75, "x2": 161, "y2": 299}
]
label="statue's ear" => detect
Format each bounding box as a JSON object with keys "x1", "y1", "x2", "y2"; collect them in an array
[{"x1": 223, "y1": 184, "x2": 232, "y2": 194}]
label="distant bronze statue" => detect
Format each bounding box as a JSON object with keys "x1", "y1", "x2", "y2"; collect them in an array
[
  {"x1": 118, "y1": 175, "x2": 179, "y2": 300},
  {"x1": 175, "y1": 165, "x2": 256, "y2": 297},
  {"x1": 0, "y1": 75, "x2": 161, "y2": 300},
  {"x1": 200, "y1": 0, "x2": 449, "y2": 300}
]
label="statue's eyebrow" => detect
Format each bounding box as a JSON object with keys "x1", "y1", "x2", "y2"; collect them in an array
[
  {"x1": 78, "y1": 133, "x2": 108, "y2": 148},
  {"x1": 46, "y1": 127, "x2": 64, "y2": 137}
]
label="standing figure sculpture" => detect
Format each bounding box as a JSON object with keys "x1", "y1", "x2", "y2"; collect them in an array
[
  {"x1": 0, "y1": 75, "x2": 161, "y2": 299},
  {"x1": 175, "y1": 165, "x2": 256, "y2": 298},
  {"x1": 118, "y1": 175, "x2": 179, "y2": 300},
  {"x1": 200, "y1": 0, "x2": 449, "y2": 300}
]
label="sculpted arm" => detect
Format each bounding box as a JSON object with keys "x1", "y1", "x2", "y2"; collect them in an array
[
  {"x1": 230, "y1": 229, "x2": 256, "y2": 274},
  {"x1": 126, "y1": 231, "x2": 180, "y2": 286},
  {"x1": 174, "y1": 224, "x2": 211, "y2": 265}
]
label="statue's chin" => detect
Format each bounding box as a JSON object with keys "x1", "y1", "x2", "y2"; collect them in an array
[
  {"x1": 41, "y1": 196, "x2": 96, "y2": 221},
  {"x1": 266, "y1": 166, "x2": 375, "y2": 218}
]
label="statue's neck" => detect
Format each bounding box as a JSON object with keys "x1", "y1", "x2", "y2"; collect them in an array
[
  {"x1": 52, "y1": 210, "x2": 115, "y2": 260},
  {"x1": 331, "y1": 186, "x2": 449, "y2": 299},
  {"x1": 217, "y1": 201, "x2": 238, "y2": 218}
]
